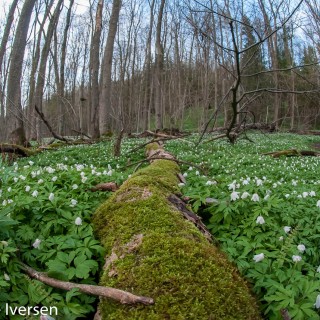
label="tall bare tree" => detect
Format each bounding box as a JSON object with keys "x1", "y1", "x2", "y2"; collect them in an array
[
  {"x1": 0, "y1": 0, "x2": 19, "y2": 74},
  {"x1": 154, "y1": 0, "x2": 166, "y2": 130},
  {"x1": 34, "y1": 0, "x2": 64, "y2": 140},
  {"x1": 6, "y1": 0, "x2": 36, "y2": 144},
  {"x1": 89, "y1": 0, "x2": 103, "y2": 138},
  {"x1": 0, "y1": 0, "x2": 19, "y2": 138},
  {"x1": 99, "y1": 0, "x2": 122, "y2": 135}
]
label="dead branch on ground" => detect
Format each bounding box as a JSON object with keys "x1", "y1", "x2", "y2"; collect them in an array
[{"x1": 23, "y1": 264, "x2": 154, "y2": 305}]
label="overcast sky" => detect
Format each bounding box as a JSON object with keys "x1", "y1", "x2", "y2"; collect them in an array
[{"x1": 0, "y1": 0, "x2": 90, "y2": 19}]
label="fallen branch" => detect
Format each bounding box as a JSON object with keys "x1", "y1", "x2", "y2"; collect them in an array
[
  {"x1": 35, "y1": 105, "x2": 69, "y2": 143},
  {"x1": 22, "y1": 264, "x2": 154, "y2": 305},
  {"x1": 71, "y1": 129, "x2": 92, "y2": 139},
  {"x1": 203, "y1": 134, "x2": 227, "y2": 144}
]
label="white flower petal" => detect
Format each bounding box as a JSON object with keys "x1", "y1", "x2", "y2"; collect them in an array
[
  {"x1": 253, "y1": 253, "x2": 265, "y2": 262},
  {"x1": 32, "y1": 239, "x2": 41, "y2": 249},
  {"x1": 75, "y1": 217, "x2": 82, "y2": 226}
]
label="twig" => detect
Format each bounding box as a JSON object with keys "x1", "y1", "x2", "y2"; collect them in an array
[
  {"x1": 22, "y1": 264, "x2": 154, "y2": 305},
  {"x1": 71, "y1": 129, "x2": 92, "y2": 139},
  {"x1": 35, "y1": 104, "x2": 69, "y2": 143},
  {"x1": 203, "y1": 134, "x2": 227, "y2": 144}
]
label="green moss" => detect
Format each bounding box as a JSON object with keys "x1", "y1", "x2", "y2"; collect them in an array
[
  {"x1": 145, "y1": 142, "x2": 160, "y2": 154},
  {"x1": 93, "y1": 158, "x2": 261, "y2": 320}
]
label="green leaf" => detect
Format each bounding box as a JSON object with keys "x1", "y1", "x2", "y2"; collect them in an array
[
  {"x1": 57, "y1": 252, "x2": 69, "y2": 264},
  {"x1": 74, "y1": 254, "x2": 87, "y2": 267},
  {"x1": 66, "y1": 288, "x2": 81, "y2": 303},
  {"x1": 47, "y1": 259, "x2": 67, "y2": 273}
]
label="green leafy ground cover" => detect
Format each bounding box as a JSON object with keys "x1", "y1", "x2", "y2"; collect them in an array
[
  {"x1": 0, "y1": 140, "x2": 142, "y2": 319},
  {"x1": 165, "y1": 133, "x2": 320, "y2": 320},
  {"x1": 0, "y1": 133, "x2": 320, "y2": 319}
]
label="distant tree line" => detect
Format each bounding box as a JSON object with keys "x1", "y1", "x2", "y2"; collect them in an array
[{"x1": 0, "y1": 0, "x2": 319, "y2": 144}]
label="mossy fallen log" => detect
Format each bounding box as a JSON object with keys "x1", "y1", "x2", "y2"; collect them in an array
[
  {"x1": 0, "y1": 143, "x2": 41, "y2": 157},
  {"x1": 93, "y1": 145, "x2": 262, "y2": 320},
  {"x1": 263, "y1": 149, "x2": 320, "y2": 157}
]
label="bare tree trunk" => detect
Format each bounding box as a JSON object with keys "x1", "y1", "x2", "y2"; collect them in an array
[
  {"x1": 34, "y1": 0, "x2": 64, "y2": 141},
  {"x1": 154, "y1": 0, "x2": 166, "y2": 130},
  {"x1": 6, "y1": 0, "x2": 37, "y2": 145},
  {"x1": 27, "y1": 0, "x2": 55, "y2": 140},
  {"x1": 142, "y1": 0, "x2": 155, "y2": 131},
  {"x1": 0, "y1": 0, "x2": 19, "y2": 73},
  {"x1": 89, "y1": 0, "x2": 103, "y2": 138},
  {"x1": 99, "y1": 0, "x2": 122, "y2": 135},
  {"x1": 0, "y1": 0, "x2": 19, "y2": 139},
  {"x1": 259, "y1": 0, "x2": 280, "y2": 129},
  {"x1": 58, "y1": 0, "x2": 74, "y2": 136}
]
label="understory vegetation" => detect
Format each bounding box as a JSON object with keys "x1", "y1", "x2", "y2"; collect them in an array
[{"x1": 0, "y1": 132, "x2": 320, "y2": 319}]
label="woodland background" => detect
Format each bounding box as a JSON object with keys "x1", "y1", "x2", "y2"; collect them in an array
[{"x1": 0, "y1": 0, "x2": 319, "y2": 144}]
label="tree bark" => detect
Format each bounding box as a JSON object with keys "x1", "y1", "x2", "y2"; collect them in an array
[
  {"x1": 34, "y1": 0, "x2": 64, "y2": 141},
  {"x1": 142, "y1": 0, "x2": 155, "y2": 131},
  {"x1": 0, "y1": 0, "x2": 19, "y2": 139},
  {"x1": 154, "y1": 0, "x2": 166, "y2": 130},
  {"x1": 99, "y1": 0, "x2": 122, "y2": 135},
  {"x1": 27, "y1": 0, "x2": 55, "y2": 140},
  {"x1": 23, "y1": 264, "x2": 153, "y2": 305},
  {"x1": 5, "y1": 0, "x2": 37, "y2": 145},
  {"x1": 90, "y1": 0, "x2": 103, "y2": 138},
  {"x1": 0, "y1": 0, "x2": 19, "y2": 74},
  {"x1": 57, "y1": 0, "x2": 75, "y2": 136}
]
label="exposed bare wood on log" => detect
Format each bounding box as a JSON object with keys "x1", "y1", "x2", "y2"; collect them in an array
[
  {"x1": 177, "y1": 173, "x2": 186, "y2": 184},
  {"x1": 90, "y1": 182, "x2": 119, "y2": 192},
  {"x1": 35, "y1": 105, "x2": 69, "y2": 143},
  {"x1": 93, "y1": 309, "x2": 102, "y2": 320},
  {"x1": 104, "y1": 234, "x2": 144, "y2": 277},
  {"x1": 168, "y1": 194, "x2": 213, "y2": 242},
  {"x1": 23, "y1": 264, "x2": 154, "y2": 305}
]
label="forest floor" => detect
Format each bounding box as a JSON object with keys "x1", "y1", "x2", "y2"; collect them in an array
[{"x1": 1, "y1": 132, "x2": 320, "y2": 319}]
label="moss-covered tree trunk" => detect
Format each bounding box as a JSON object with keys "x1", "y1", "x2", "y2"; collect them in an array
[{"x1": 93, "y1": 143, "x2": 261, "y2": 320}]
